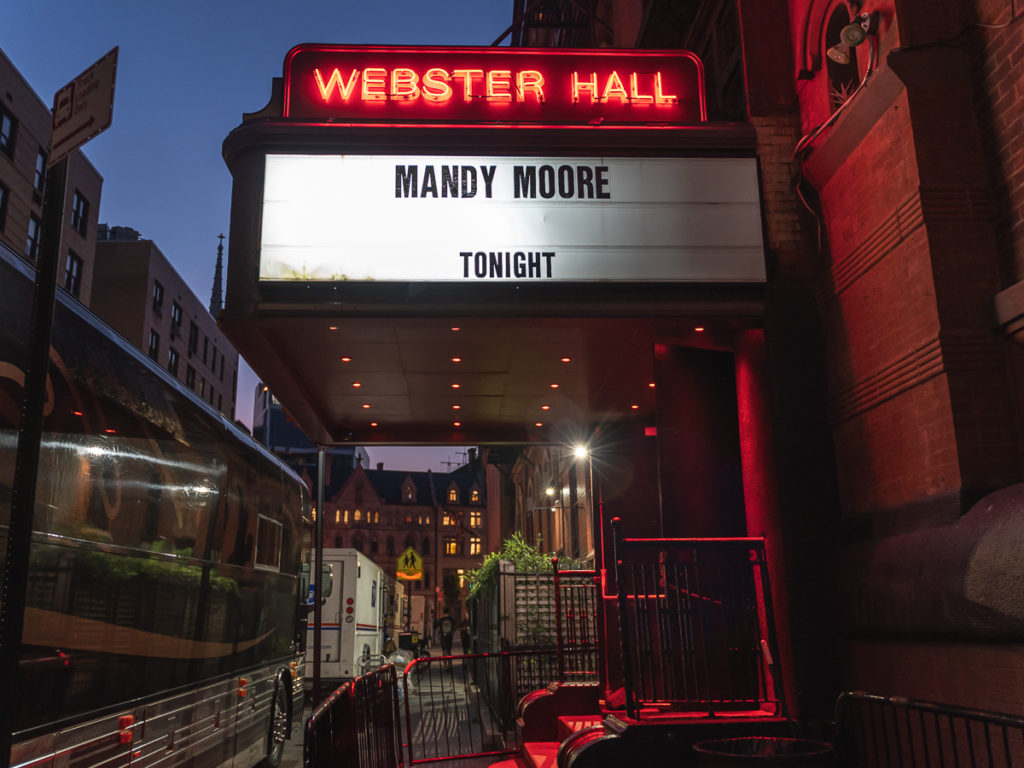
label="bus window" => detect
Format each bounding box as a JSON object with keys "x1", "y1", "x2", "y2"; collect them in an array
[{"x1": 255, "y1": 514, "x2": 283, "y2": 570}]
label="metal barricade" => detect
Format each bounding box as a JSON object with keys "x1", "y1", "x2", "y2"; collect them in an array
[
  {"x1": 304, "y1": 681, "x2": 357, "y2": 768},
  {"x1": 611, "y1": 518, "x2": 785, "y2": 719},
  {"x1": 552, "y1": 561, "x2": 600, "y2": 685},
  {"x1": 402, "y1": 649, "x2": 561, "y2": 764},
  {"x1": 834, "y1": 691, "x2": 1024, "y2": 767},
  {"x1": 304, "y1": 666, "x2": 404, "y2": 768}
]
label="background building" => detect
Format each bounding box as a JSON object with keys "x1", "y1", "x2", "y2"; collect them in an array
[
  {"x1": 322, "y1": 452, "x2": 493, "y2": 629},
  {"x1": 0, "y1": 48, "x2": 102, "y2": 305},
  {"x1": 90, "y1": 225, "x2": 239, "y2": 418}
]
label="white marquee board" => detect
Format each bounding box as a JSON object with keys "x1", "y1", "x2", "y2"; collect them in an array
[{"x1": 258, "y1": 154, "x2": 765, "y2": 283}]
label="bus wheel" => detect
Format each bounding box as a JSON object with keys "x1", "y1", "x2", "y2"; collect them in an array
[{"x1": 262, "y1": 675, "x2": 290, "y2": 768}]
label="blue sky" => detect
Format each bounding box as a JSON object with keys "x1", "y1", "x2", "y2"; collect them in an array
[{"x1": 3, "y1": 0, "x2": 504, "y2": 469}]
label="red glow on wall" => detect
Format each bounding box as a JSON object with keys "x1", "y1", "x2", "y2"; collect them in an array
[{"x1": 284, "y1": 45, "x2": 706, "y2": 125}]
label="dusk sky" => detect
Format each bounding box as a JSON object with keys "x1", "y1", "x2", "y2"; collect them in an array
[{"x1": 2, "y1": 0, "x2": 504, "y2": 470}]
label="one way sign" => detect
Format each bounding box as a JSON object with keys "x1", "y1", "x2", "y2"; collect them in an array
[{"x1": 50, "y1": 47, "x2": 118, "y2": 166}]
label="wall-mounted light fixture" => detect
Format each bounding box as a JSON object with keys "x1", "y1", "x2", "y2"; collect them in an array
[{"x1": 827, "y1": 12, "x2": 879, "y2": 65}]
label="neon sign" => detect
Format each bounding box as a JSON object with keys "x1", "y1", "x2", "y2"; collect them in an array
[{"x1": 283, "y1": 46, "x2": 706, "y2": 125}]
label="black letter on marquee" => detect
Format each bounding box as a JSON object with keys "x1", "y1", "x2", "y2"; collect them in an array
[
  {"x1": 441, "y1": 166, "x2": 459, "y2": 198},
  {"x1": 460, "y1": 251, "x2": 472, "y2": 277},
  {"x1": 596, "y1": 166, "x2": 611, "y2": 199},
  {"x1": 462, "y1": 166, "x2": 478, "y2": 198},
  {"x1": 514, "y1": 166, "x2": 536, "y2": 199},
  {"x1": 421, "y1": 166, "x2": 438, "y2": 198},
  {"x1": 481, "y1": 166, "x2": 496, "y2": 198},
  {"x1": 396, "y1": 166, "x2": 418, "y2": 198},
  {"x1": 543, "y1": 252, "x2": 555, "y2": 277},
  {"x1": 539, "y1": 166, "x2": 555, "y2": 199}
]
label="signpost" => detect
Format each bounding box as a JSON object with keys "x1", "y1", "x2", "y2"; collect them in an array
[
  {"x1": 397, "y1": 547, "x2": 424, "y2": 581},
  {"x1": 0, "y1": 49, "x2": 117, "y2": 768},
  {"x1": 50, "y1": 47, "x2": 118, "y2": 166}
]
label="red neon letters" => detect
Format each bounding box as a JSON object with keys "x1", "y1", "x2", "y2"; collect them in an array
[
  {"x1": 284, "y1": 46, "x2": 706, "y2": 124},
  {"x1": 311, "y1": 66, "x2": 678, "y2": 107},
  {"x1": 314, "y1": 67, "x2": 547, "y2": 104}
]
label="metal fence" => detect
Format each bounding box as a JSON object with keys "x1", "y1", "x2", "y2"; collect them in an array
[
  {"x1": 402, "y1": 649, "x2": 562, "y2": 764},
  {"x1": 472, "y1": 560, "x2": 599, "y2": 687},
  {"x1": 611, "y1": 518, "x2": 785, "y2": 718},
  {"x1": 304, "y1": 665, "x2": 404, "y2": 768},
  {"x1": 835, "y1": 691, "x2": 1024, "y2": 767}
]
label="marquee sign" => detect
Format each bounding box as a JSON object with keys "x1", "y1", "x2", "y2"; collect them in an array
[
  {"x1": 283, "y1": 45, "x2": 706, "y2": 125},
  {"x1": 258, "y1": 154, "x2": 765, "y2": 284}
]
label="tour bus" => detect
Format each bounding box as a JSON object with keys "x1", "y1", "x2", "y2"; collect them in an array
[
  {"x1": 306, "y1": 548, "x2": 403, "y2": 687},
  {"x1": 0, "y1": 241, "x2": 309, "y2": 768}
]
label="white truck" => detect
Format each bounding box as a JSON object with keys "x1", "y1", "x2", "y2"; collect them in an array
[{"x1": 306, "y1": 548, "x2": 402, "y2": 685}]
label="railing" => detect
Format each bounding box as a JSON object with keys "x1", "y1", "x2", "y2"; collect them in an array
[
  {"x1": 402, "y1": 649, "x2": 561, "y2": 764},
  {"x1": 551, "y1": 561, "x2": 600, "y2": 685},
  {"x1": 611, "y1": 517, "x2": 785, "y2": 719},
  {"x1": 304, "y1": 665, "x2": 404, "y2": 768},
  {"x1": 834, "y1": 691, "x2": 1024, "y2": 767},
  {"x1": 304, "y1": 681, "x2": 357, "y2": 768}
]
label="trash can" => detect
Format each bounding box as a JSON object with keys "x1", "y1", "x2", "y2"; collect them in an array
[{"x1": 692, "y1": 737, "x2": 833, "y2": 767}]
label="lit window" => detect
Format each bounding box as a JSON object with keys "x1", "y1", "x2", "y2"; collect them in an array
[
  {"x1": 0, "y1": 106, "x2": 16, "y2": 159},
  {"x1": 335, "y1": 509, "x2": 340, "y2": 523},
  {"x1": 152, "y1": 280, "x2": 164, "y2": 315},
  {"x1": 63, "y1": 250, "x2": 83, "y2": 298},
  {"x1": 470, "y1": 537, "x2": 482, "y2": 555},
  {"x1": 70, "y1": 190, "x2": 89, "y2": 237},
  {"x1": 443, "y1": 513, "x2": 454, "y2": 527},
  {"x1": 471, "y1": 489, "x2": 480, "y2": 503},
  {"x1": 444, "y1": 537, "x2": 458, "y2": 556},
  {"x1": 405, "y1": 485, "x2": 415, "y2": 502},
  {"x1": 448, "y1": 488, "x2": 458, "y2": 503},
  {"x1": 470, "y1": 511, "x2": 481, "y2": 528},
  {"x1": 343, "y1": 509, "x2": 349, "y2": 524},
  {"x1": 25, "y1": 215, "x2": 41, "y2": 260},
  {"x1": 374, "y1": 511, "x2": 380, "y2": 523},
  {"x1": 354, "y1": 509, "x2": 362, "y2": 522},
  {"x1": 148, "y1": 330, "x2": 160, "y2": 361}
]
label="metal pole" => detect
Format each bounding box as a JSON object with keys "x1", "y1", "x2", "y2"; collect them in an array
[
  {"x1": 0, "y1": 157, "x2": 67, "y2": 767},
  {"x1": 312, "y1": 447, "x2": 325, "y2": 704}
]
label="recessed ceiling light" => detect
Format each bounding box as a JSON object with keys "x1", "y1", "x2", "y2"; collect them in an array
[
  {"x1": 631, "y1": 404, "x2": 639, "y2": 410},
  {"x1": 541, "y1": 405, "x2": 550, "y2": 411},
  {"x1": 550, "y1": 383, "x2": 559, "y2": 389},
  {"x1": 649, "y1": 382, "x2": 656, "y2": 388},
  {"x1": 329, "y1": 325, "x2": 338, "y2": 331},
  {"x1": 451, "y1": 383, "x2": 461, "y2": 389},
  {"x1": 341, "y1": 356, "x2": 352, "y2": 362},
  {"x1": 451, "y1": 356, "x2": 462, "y2": 363},
  {"x1": 561, "y1": 357, "x2": 571, "y2": 363},
  {"x1": 452, "y1": 404, "x2": 461, "y2": 410},
  {"x1": 695, "y1": 326, "x2": 705, "y2": 333},
  {"x1": 352, "y1": 382, "x2": 362, "y2": 388},
  {"x1": 370, "y1": 422, "x2": 378, "y2": 427},
  {"x1": 451, "y1": 326, "x2": 461, "y2": 332},
  {"x1": 453, "y1": 421, "x2": 462, "y2": 427},
  {"x1": 361, "y1": 403, "x2": 371, "y2": 409},
  {"x1": 535, "y1": 422, "x2": 544, "y2": 427}
]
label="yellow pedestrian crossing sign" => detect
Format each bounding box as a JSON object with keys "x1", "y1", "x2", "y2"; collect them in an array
[{"x1": 397, "y1": 547, "x2": 423, "y2": 581}]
